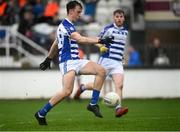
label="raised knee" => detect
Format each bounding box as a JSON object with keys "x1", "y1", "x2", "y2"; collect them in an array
[{"x1": 98, "y1": 67, "x2": 106, "y2": 77}]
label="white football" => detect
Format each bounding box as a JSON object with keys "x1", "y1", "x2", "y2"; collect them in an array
[{"x1": 103, "y1": 92, "x2": 120, "y2": 107}]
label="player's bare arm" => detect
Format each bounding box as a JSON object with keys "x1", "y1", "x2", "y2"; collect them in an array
[
  {"x1": 71, "y1": 32, "x2": 114, "y2": 45},
  {"x1": 71, "y1": 32, "x2": 99, "y2": 44},
  {"x1": 47, "y1": 39, "x2": 58, "y2": 59},
  {"x1": 39, "y1": 39, "x2": 58, "y2": 71}
]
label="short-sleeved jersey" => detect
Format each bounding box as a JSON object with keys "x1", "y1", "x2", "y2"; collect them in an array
[
  {"x1": 99, "y1": 23, "x2": 128, "y2": 62},
  {"x1": 56, "y1": 18, "x2": 79, "y2": 63}
]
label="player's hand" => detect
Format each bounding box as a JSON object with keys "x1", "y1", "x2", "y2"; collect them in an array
[
  {"x1": 98, "y1": 36, "x2": 114, "y2": 44},
  {"x1": 100, "y1": 45, "x2": 108, "y2": 53},
  {"x1": 39, "y1": 57, "x2": 52, "y2": 71}
]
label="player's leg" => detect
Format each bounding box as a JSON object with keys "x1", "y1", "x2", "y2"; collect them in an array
[
  {"x1": 103, "y1": 77, "x2": 113, "y2": 96},
  {"x1": 112, "y1": 73, "x2": 128, "y2": 117},
  {"x1": 74, "y1": 78, "x2": 112, "y2": 99},
  {"x1": 74, "y1": 57, "x2": 108, "y2": 99},
  {"x1": 79, "y1": 61, "x2": 106, "y2": 96},
  {"x1": 35, "y1": 71, "x2": 75, "y2": 125},
  {"x1": 80, "y1": 61, "x2": 106, "y2": 89},
  {"x1": 49, "y1": 70, "x2": 75, "y2": 105},
  {"x1": 74, "y1": 82, "x2": 94, "y2": 99},
  {"x1": 112, "y1": 73, "x2": 124, "y2": 100},
  {"x1": 79, "y1": 61, "x2": 106, "y2": 118}
]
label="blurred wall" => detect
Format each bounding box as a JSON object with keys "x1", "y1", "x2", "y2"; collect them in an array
[{"x1": 0, "y1": 69, "x2": 180, "y2": 99}]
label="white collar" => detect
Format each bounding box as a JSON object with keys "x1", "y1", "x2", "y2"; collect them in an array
[{"x1": 113, "y1": 23, "x2": 124, "y2": 30}]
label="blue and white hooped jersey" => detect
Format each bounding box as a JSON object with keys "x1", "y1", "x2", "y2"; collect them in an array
[
  {"x1": 56, "y1": 18, "x2": 79, "y2": 63},
  {"x1": 99, "y1": 23, "x2": 128, "y2": 62}
]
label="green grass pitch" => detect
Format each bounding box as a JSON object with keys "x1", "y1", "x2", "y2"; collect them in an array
[{"x1": 0, "y1": 99, "x2": 180, "y2": 131}]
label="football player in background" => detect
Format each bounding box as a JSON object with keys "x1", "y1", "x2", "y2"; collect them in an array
[
  {"x1": 74, "y1": 9, "x2": 129, "y2": 117},
  {"x1": 35, "y1": 0, "x2": 113, "y2": 125}
]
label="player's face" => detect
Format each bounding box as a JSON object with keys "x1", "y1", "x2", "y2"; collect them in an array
[
  {"x1": 113, "y1": 13, "x2": 125, "y2": 27},
  {"x1": 71, "y1": 5, "x2": 82, "y2": 22}
]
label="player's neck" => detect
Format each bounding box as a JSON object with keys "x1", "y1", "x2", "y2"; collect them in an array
[{"x1": 67, "y1": 16, "x2": 74, "y2": 23}]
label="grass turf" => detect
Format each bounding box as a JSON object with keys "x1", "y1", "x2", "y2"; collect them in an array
[{"x1": 0, "y1": 99, "x2": 180, "y2": 131}]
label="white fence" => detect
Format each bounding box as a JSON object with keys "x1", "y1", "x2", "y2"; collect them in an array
[
  {"x1": 0, "y1": 26, "x2": 48, "y2": 67},
  {"x1": 0, "y1": 69, "x2": 180, "y2": 99}
]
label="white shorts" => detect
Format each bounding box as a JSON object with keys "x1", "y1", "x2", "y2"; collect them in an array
[
  {"x1": 98, "y1": 57, "x2": 124, "y2": 78},
  {"x1": 59, "y1": 59, "x2": 89, "y2": 75}
]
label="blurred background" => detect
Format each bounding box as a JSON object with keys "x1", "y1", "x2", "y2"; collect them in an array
[
  {"x1": 0, "y1": 0, "x2": 180, "y2": 99},
  {"x1": 1, "y1": 0, "x2": 180, "y2": 68}
]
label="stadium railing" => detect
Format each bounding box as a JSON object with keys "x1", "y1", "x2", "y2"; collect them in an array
[{"x1": 0, "y1": 26, "x2": 48, "y2": 67}]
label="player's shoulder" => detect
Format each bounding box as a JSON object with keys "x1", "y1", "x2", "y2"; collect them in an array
[
  {"x1": 103, "y1": 23, "x2": 114, "y2": 30},
  {"x1": 61, "y1": 19, "x2": 75, "y2": 28},
  {"x1": 120, "y1": 26, "x2": 128, "y2": 35},
  {"x1": 121, "y1": 26, "x2": 128, "y2": 32},
  {"x1": 60, "y1": 18, "x2": 76, "y2": 34}
]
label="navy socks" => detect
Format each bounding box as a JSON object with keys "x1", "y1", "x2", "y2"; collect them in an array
[
  {"x1": 90, "y1": 89, "x2": 100, "y2": 105},
  {"x1": 38, "y1": 102, "x2": 53, "y2": 117}
]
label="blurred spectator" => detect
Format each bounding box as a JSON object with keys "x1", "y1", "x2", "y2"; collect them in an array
[
  {"x1": 128, "y1": 45, "x2": 142, "y2": 66},
  {"x1": 149, "y1": 37, "x2": 170, "y2": 66},
  {"x1": 43, "y1": 0, "x2": 59, "y2": 24},
  {"x1": 0, "y1": 0, "x2": 16, "y2": 25},
  {"x1": 153, "y1": 51, "x2": 170, "y2": 66},
  {"x1": 0, "y1": 0, "x2": 8, "y2": 20},
  {"x1": 31, "y1": 0, "x2": 60, "y2": 51},
  {"x1": 0, "y1": 0, "x2": 17, "y2": 43},
  {"x1": 44, "y1": 0, "x2": 59, "y2": 17},
  {"x1": 18, "y1": 0, "x2": 27, "y2": 8},
  {"x1": 18, "y1": 9, "x2": 34, "y2": 38},
  {"x1": 48, "y1": 12, "x2": 61, "y2": 26},
  {"x1": 18, "y1": 6, "x2": 34, "y2": 53},
  {"x1": 80, "y1": 0, "x2": 99, "y2": 24},
  {"x1": 33, "y1": 0, "x2": 44, "y2": 22},
  {"x1": 18, "y1": 0, "x2": 34, "y2": 20}
]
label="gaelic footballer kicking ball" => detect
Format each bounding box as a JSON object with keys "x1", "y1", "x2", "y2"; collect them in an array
[{"x1": 103, "y1": 92, "x2": 120, "y2": 107}]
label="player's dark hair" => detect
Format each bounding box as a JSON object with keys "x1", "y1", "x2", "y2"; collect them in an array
[
  {"x1": 113, "y1": 9, "x2": 125, "y2": 16},
  {"x1": 66, "y1": 0, "x2": 83, "y2": 14}
]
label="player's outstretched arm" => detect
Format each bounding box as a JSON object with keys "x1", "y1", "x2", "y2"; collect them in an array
[
  {"x1": 39, "y1": 40, "x2": 58, "y2": 71},
  {"x1": 71, "y1": 32, "x2": 114, "y2": 45},
  {"x1": 71, "y1": 32, "x2": 99, "y2": 44}
]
